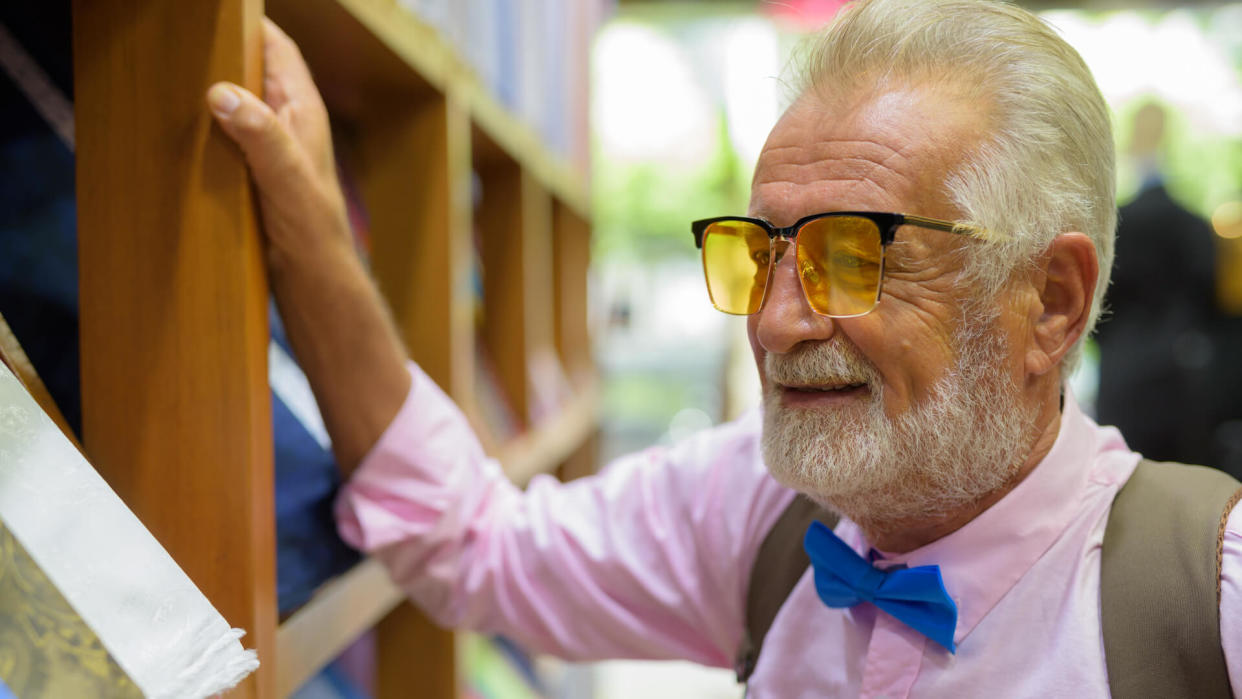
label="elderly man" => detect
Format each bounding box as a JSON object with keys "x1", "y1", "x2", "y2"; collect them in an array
[{"x1": 207, "y1": 0, "x2": 1242, "y2": 695}]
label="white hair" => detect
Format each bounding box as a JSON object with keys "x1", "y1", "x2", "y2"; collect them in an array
[{"x1": 793, "y1": 0, "x2": 1116, "y2": 373}]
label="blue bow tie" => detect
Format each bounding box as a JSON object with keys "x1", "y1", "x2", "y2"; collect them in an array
[{"x1": 803, "y1": 520, "x2": 958, "y2": 653}]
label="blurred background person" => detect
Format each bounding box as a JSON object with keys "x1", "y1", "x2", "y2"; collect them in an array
[{"x1": 1095, "y1": 101, "x2": 1220, "y2": 467}]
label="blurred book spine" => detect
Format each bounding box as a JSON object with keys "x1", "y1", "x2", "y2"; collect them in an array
[{"x1": 392, "y1": 0, "x2": 615, "y2": 175}]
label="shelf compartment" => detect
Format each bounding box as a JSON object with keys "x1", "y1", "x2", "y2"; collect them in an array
[{"x1": 268, "y1": 0, "x2": 589, "y2": 218}]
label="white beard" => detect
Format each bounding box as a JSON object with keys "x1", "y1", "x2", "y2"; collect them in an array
[{"x1": 760, "y1": 317, "x2": 1036, "y2": 533}]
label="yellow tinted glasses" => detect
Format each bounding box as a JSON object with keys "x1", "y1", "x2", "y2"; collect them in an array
[{"x1": 691, "y1": 212, "x2": 984, "y2": 317}]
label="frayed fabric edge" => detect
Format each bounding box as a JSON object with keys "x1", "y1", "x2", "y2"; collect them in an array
[{"x1": 150, "y1": 628, "x2": 260, "y2": 699}]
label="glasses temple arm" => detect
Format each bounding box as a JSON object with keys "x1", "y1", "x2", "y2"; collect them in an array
[{"x1": 902, "y1": 214, "x2": 996, "y2": 242}]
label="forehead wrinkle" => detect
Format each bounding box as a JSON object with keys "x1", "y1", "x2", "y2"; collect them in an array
[
  {"x1": 750, "y1": 176, "x2": 892, "y2": 221},
  {"x1": 745, "y1": 177, "x2": 894, "y2": 224},
  {"x1": 753, "y1": 139, "x2": 915, "y2": 207},
  {"x1": 750, "y1": 88, "x2": 971, "y2": 224},
  {"x1": 762, "y1": 159, "x2": 906, "y2": 192},
  {"x1": 757, "y1": 139, "x2": 909, "y2": 173}
]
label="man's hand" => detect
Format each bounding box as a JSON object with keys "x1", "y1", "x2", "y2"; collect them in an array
[
  {"x1": 206, "y1": 18, "x2": 411, "y2": 476},
  {"x1": 206, "y1": 18, "x2": 350, "y2": 270}
]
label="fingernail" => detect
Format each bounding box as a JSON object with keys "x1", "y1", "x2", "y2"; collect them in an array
[{"x1": 207, "y1": 84, "x2": 241, "y2": 116}]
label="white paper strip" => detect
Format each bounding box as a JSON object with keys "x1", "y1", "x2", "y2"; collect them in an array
[{"x1": 0, "y1": 363, "x2": 259, "y2": 698}]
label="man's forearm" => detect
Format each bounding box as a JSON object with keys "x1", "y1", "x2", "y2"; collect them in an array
[
  {"x1": 207, "y1": 20, "x2": 413, "y2": 479},
  {"x1": 267, "y1": 236, "x2": 412, "y2": 478}
]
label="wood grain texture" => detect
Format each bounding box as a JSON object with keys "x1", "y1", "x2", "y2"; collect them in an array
[
  {"x1": 267, "y1": 0, "x2": 437, "y2": 124},
  {"x1": 553, "y1": 203, "x2": 594, "y2": 379},
  {"x1": 352, "y1": 94, "x2": 473, "y2": 699},
  {"x1": 477, "y1": 160, "x2": 530, "y2": 425},
  {"x1": 73, "y1": 1, "x2": 276, "y2": 696},
  {"x1": 377, "y1": 602, "x2": 457, "y2": 699},
  {"x1": 357, "y1": 95, "x2": 475, "y2": 404},
  {"x1": 521, "y1": 177, "x2": 556, "y2": 387},
  {"x1": 478, "y1": 163, "x2": 557, "y2": 426},
  {"x1": 270, "y1": 0, "x2": 588, "y2": 216}
]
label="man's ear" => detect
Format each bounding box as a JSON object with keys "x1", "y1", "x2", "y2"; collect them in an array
[{"x1": 1026, "y1": 232, "x2": 1099, "y2": 376}]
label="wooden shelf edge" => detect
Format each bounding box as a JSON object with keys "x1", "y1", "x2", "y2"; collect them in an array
[
  {"x1": 464, "y1": 82, "x2": 592, "y2": 219},
  {"x1": 334, "y1": 0, "x2": 456, "y2": 93},
  {"x1": 500, "y1": 376, "x2": 601, "y2": 486},
  {"x1": 329, "y1": 0, "x2": 591, "y2": 217},
  {"x1": 275, "y1": 557, "x2": 405, "y2": 696}
]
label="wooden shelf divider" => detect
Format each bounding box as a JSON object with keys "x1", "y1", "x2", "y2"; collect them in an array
[
  {"x1": 276, "y1": 558, "x2": 404, "y2": 696},
  {"x1": 74, "y1": 1, "x2": 276, "y2": 697},
  {"x1": 270, "y1": 0, "x2": 589, "y2": 217},
  {"x1": 500, "y1": 375, "x2": 602, "y2": 486},
  {"x1": 72, "y1": 0, "x2": 597, "y2": 695}
]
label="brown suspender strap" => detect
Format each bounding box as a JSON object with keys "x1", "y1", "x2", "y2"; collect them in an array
[
  {"x1": 1101, "y1": 459, "x2": 1242, "y2": 698},
  {"x1": 735, "y1": 494, "x2": 838, "y2": 683},
  {"x1": 740, "y1": 460, "x2": 1242, "y2": 692}
]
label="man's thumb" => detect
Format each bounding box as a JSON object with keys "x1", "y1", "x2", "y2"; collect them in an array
[{"x1": 207, "y1": 82, "x2": 295, "y2": 181}]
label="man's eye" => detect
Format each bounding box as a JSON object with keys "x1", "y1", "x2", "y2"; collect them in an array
[{"x1": 832, "y1": 252, "x2": 869, "y2": 269}]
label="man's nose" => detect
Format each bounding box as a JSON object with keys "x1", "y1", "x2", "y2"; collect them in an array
[{"x1": 754, "y1": 243, "x2": 837, "y2": 354}]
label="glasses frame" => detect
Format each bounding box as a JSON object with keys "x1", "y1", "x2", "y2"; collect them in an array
[{"x1": 690, "y1": 211, "x2": 987, "y2": 318}]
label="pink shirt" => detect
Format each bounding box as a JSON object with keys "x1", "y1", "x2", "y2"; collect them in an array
[{"x1": 337, "y1": 364, "x2": 1242, "y2": 697}]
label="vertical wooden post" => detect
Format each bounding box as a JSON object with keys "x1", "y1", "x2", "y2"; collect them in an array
[
  {"x1": 522, "y1": 177, "x2": 556, "y2": 378},
  {"x1": 478, "y1": 165, "x2": 555, "y2": 425},
  {"x1": 552, "y1": 201, "x2": 597, "y2": 482},
  {"x1": 361, "y1": 93, "x2": 474, "y2": 404},
  {"x1": 357, "y1": 92, "x2": 472, "y2": 699},
  {"x1": 553, "y1": 202, "x2": 593, "y2": 379},
  {"x1": 376, "y1": 603, "x2": 458, "y2": 699},
  {"x1": 478, "y1": 162, "x2": 528, "y2": 425},
  {"x1": 73, "y1": 1, "x2": 276, "y2": 697}
]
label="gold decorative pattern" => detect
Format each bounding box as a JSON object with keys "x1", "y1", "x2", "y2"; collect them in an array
[{"x1": 0, "y1": 522, "x2": 140, "y2": 697}]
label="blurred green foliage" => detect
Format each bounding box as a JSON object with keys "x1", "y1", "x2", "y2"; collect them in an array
[{"x1": 592, "y1": 111, "x2": 751, "y2": 263}]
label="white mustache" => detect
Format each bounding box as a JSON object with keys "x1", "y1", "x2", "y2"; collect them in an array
[{"x1": 764, "y1": 340, "x2": 881, "y2": 389}]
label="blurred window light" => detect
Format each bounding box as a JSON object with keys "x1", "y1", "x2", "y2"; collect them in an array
[
  {"x1": 722, "y1": 18, "x2": 781, "y2": 169},
  {"x1": 1044, "y1": 8, "x2": 1242, "y2": 137},
  {"x1": 593, "y1": 21, "x2": 716, "y2": 163}
]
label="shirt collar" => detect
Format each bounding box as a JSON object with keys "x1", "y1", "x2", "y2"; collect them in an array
[{"x1": 837, "y1": 392, "x2": 1104, "y2": 647}]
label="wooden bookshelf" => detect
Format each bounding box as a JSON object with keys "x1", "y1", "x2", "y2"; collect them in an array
[
  {"x1": 277, "y1": 558, "x2": 402, "y2": 696},
  {"x1": 274, "y1": 379, "x2": 599, "y2": 695},
  {"x1": 73, "y1": 0, "x2": 599, "y2": 696}
]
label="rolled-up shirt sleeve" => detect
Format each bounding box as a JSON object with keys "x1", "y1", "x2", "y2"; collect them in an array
[{"x1": 335, "y1": 362, "x2": 795, "y2": 667}]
